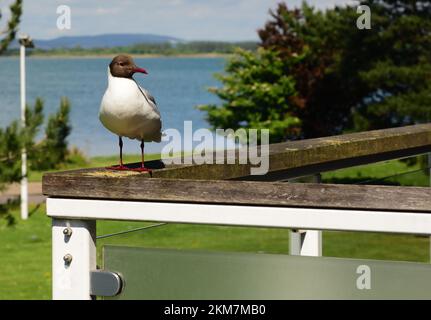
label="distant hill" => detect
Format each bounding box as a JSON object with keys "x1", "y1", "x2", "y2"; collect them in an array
[
  {"x1": 11, "y1": 33, "x2": 182, "y2": 50},
  {"x1": 4, "y1": 34, "x2": 258, "y2": 57}
]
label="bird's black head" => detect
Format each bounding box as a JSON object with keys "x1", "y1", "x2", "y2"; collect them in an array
[{"x1": 109, "y1": 55, "x2": 148, "y2": 78}]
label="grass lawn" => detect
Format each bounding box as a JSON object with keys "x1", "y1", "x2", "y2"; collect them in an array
[
  {"x1": 1, "y1": 155, "x2": 430, "y2": 299},
  {"x1": 322, "y1": 157, "x2": 429, "y2": 186}
]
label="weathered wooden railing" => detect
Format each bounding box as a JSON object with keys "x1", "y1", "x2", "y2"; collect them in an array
[{"x1": 43, "y1": 124, "x2": 431, "y2": 299}]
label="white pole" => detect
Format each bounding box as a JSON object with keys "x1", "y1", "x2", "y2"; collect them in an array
[{"x1": 20, "y1": 43, "x2": 28, "y2": 220}]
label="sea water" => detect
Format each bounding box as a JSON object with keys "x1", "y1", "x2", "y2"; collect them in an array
[{"x1": 0, "y1": 56, "x2": 228, "y2": 156}]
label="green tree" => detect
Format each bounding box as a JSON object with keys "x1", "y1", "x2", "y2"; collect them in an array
[
  {"x1": 259, "y1": 0, "x2": 431, "y2": 133},
  {"x1": 200, "y1": 1, "x2": 431, "y2": 142},
  {"x1": 0, "y1": 0, "x2": 23, "y2": 224},
  {"x1": 199, "y1": 47, "x2": 301, "y2": 143},
  {"x1": 0, "y1": 98, "x2": 72, "y2": 224},
  {"x1": 0, "y1": 0, "x2": 22, "y2": 53},
  {"x1": 0, "y1": 99, "x2": 43, "y2": 225},
  {"x1": 351, "y1": 0, "x2": 431, "y2": 130},
  {"x1": 258, "y1": 2, "x2": 350, "y2": 138},
  {"x1": 30, "y1": 97, "x2": 72, "y2": 170},
  {"x1": 200, "y1": 2, "x2": 351, "y2": 141}
]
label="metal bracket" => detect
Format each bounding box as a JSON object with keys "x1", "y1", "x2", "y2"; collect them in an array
[{"x1": 90, "y1": 270, "x2": 124, "y2": 297}]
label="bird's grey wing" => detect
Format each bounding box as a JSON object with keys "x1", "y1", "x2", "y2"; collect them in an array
[
  {"x1": 133, "y1": 80, "x2": 161, "y2": 117},
  {"x1": 142, "y1": 87, "x2": 156, "y2": 105},
  {"x1": 132, "y1": 79, "x2": 157, "y2": 105},
  {"x1": 140, "y1": 86, "x2": 161, "y2": 117}
]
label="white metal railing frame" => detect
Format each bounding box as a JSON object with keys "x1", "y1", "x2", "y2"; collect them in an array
[{"x1": 47, "y1": 196, "x2": 431, "y2": 300}]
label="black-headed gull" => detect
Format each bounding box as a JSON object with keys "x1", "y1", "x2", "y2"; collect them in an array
[{"x1": 99, "y1": 55, "x2": 162, "y2": 172}]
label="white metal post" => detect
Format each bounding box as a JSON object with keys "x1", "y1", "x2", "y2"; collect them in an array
[
  {"x1": 289, "y1": 230, "x2": 302, "y2": 255},
  {"x1": 52, "y1": 219, "x2": 96, "y2": 300},
  {"x1": 20, "y1": 43, "x2": 28, "y2": 220},
  {"x1": 290, "y1": 229, "x2": 322, "y2": 256},
  {"x1": 289, "y1": 174, "x2": 322, "y2": 256}
]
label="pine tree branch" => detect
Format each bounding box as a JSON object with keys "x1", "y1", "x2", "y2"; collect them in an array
[{"x1": 0, "y1": 0, "x2": 23, "y2": 54}]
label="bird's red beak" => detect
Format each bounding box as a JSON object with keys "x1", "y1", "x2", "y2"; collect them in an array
[{"x1": 133, "y1": 67, "x2": 148, "y2": 74}]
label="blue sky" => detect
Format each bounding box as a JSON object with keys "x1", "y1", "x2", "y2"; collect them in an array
[{"x1": 3, "y1": 0, "x2": 356, "y2": 41}]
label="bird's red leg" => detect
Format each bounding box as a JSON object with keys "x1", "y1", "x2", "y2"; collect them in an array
[
  {"x1": 106, "y1": 136, "x2": 129, "y2": 170},
  {"x1": 131, "y1": 140, "x2": 151, "y2": 173},
  {"x1": 141, "y1": 140, "x2": 145, "y2": 168},
  {"x1": 119, "y1": 136, "x2": 125, "y2": 167}
]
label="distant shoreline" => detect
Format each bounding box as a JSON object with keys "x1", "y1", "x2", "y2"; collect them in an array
[{"x1": 1, "y1": 53, "x2": 232, "y2": 59}]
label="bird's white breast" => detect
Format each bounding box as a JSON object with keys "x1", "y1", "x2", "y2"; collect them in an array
[{"x1": 99, "y1": 70, "x2": 162, "y2": 142}]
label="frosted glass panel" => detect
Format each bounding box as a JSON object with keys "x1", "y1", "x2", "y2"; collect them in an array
[{"x1": 103, "y1": 245, "x2": 431, "y2": 300}]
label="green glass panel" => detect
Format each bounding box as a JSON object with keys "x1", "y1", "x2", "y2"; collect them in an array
[{"x1": 103, "y1": 245, "x2": 431, "y2": 300}]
